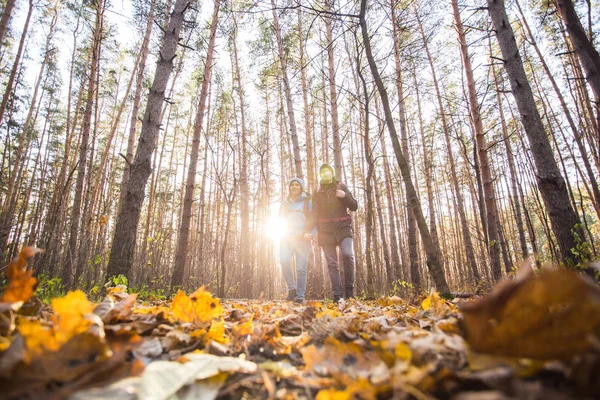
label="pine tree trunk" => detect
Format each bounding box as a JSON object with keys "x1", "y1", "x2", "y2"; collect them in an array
[
  {"x1": 391, "y1": 0, "x2": 420, "y2": 288},
  {"x1": 418, "y1": 12, "x2": 480, "y2": 281},
  {"x1": 357, "y1": 53, "x2": 375, "y2": 295},
  {"x1": 0, "y1": 10, "x2": 57, "y2": 261},
  {"x1": 0, "y1": 0, "x2": 16, "y2": 48},
  {"x1": 554, "y1": 0, "x2": 600, "y2": 106},
  {"x1": 515, "y1": 0, "x2": 600, "y2": 221},
  {"x1": 271, "y1": 0, "x2": 303, "y2": 179},
  {"x1": 231, "y1": 18, "x2": 251, "y2": 298},
  {"x1": 172, "y1": 0, "x2": 219, "y2": 288},
  {"x1": 488, "y1": 0, "x2": 584, "y2": 267},
  {"x1": 119, "y1": 0, "x2": 156, "y2": 214},
  {"x1": 325, "y1": 0, "x2": 343, "y2": 178},
  {"x1": 452, "y1": 0, "x2": 502, "y2": 279},
  {"x1": 107, "y1": 0, "x2": 193, "y2": 280},
  {"x1": 66, "y1": 0, "x2": 104, "y2": 287},
  {"x1": 360, "y1": 0, "x2": 449, "y2": 294},
  {"x1": 0, "y1": 0, "x2": 33, "y2": 126}
]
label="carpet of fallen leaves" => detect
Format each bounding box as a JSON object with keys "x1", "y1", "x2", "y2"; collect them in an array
[{"x1": 1, "y1": 248, "x2": 600, "y2": 399}]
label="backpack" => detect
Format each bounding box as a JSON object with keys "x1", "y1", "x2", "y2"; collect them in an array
[{"x1": 283, "y1": 194, "x2": 310, "y2": 219}]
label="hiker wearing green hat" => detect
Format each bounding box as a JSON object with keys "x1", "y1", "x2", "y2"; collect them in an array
[
  {"x1": 307, "y1": 164, "x2": 358, "y2": 302},
  {"x1": 279, "y1": 178, "x2": 314, "y2": 303}
]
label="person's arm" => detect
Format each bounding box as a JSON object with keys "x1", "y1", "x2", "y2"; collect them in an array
[
  {"x1": 341, "y1": 183, "x2": 358, "y2": 211},
  {"x1": 308, "y1": 200, "x2": 317, "y2": 235},
  {"x1": 305, "y1": 197, "x2": 317, "y2": 233}
]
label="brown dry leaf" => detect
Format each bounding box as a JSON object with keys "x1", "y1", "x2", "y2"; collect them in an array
[
  {"x1": 460, "y1": 266, "x2": 600, "y2": 359},
  {"x1": 0, "y1": 247, "x2": 42, "y2": 305},
  {"x1": 301, "y1": 336, "x2": 389, "y2": 382}
]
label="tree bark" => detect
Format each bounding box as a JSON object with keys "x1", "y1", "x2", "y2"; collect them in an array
[
  {"x1": 417, "y1": 12, "x2": 480, "y2": 281},
  {"x1": 271, "y1": 0, "x2": 303, "y2": 179},
  {"x1": 360, "y1": 0, "x2": 449, "y2": 294},
  {"x1": 554, "y1": 0, "x2": 600, "y2": 109},
  {"x1": 107, "y1": 0, "x2": 193, "y2": 279},
  {"x1": 118, "y1": 0, "x2": 157, "y2": 214},
  {"x1": 0, "y1": 0, "x2": 16, "y2": 48},
  {"x1": 452, "y1": 0, "x2": 502, "y2": 279},
  {"x1": 325, "y1": 0, "x2": 343, "y2": 178},
  {"x1": 65, "y1": 0, "x2": 105, "y2": 287},
  {"x1": 0, "y1": 0, "x2": 33, "y2": 126},
  {"x1": 172, "y1": 0, "x2": 219, "y2": 288},
  {"x1": 488, "y1": 0, "x2": 584, "y2": 267}
]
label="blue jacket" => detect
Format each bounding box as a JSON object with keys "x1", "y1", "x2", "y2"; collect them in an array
[{"x1": 279, "y1": 192, "x2": 313, "y2": 238}]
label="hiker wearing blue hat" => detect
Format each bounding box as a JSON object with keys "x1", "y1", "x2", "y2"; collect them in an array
[
  {"x1": 278, "y1": 178, "x2": 314, "y2": 303},
  {"x1": 307, "y1": 164, "x2": 358, "y2": 302}
]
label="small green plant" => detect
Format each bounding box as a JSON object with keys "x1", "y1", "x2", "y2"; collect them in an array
[
  {"x1": 130, "y1": 283, "x2": 166, "y2": 301},
  {"x1": 36, "y1": 274, "x2": 66, "y2": 303},
  {"x1": 390, "y1": 279, "x2": 414, "y2": 298},
  {"x1": 571, "y1": 224, "x2": 594, "y2": 269},
  {"x1": 111, "y1": 274, "x2": 129, "y2": 287}
]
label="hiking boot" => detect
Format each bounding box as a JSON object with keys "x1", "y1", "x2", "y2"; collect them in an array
[
  {"x1": 286, "y1": 289, "x2": 297, "y2": 301},
  {"x1": 344, "y1": 288, "x2": 354, "y2": 299},
  {"x1": 295, "y1": 298, "x2": 304, "y2": 304},
  {"x1": 333, "y1": 296, "x2": 343, "y2": 304}
]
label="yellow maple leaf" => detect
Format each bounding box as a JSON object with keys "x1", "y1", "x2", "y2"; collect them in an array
[
  {"x1": 170, "y1": 287, "x2": 223, "y2": 327},
  {"x1": 204, "y1": 320, "x2": 228, "y2": 344},
  {"x1": 18, "y1": 290, "x2": 95, "y2": 361}
]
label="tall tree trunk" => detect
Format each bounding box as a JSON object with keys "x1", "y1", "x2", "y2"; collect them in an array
[
  {"x1": 489, "y1": 47, "x2": 528, "y2": 259},
  {"x1": 0, "y1": 0, "x2": 16, "y2": 48},
  {"x1": 231, "y1": 18, "x2": 251, "y2": 298},
  {"x1": 487, "y1": 0, "x2": 584, "y2": 267},
  {"x1": 356, "y1": 52, "x2": 374, "y2": 296},
  {"x1": 325, "y1": 0, "x2": 343, "y2": 178},
  {"x1": 271, "y1": 0, "x2": 303, "y2": 179},
  {"x1": 66, "y1": 0, "x2": 104, "y2": 287},
  {"x1": 119, "y1": 0, "x2": 157, "y2": 213},
  {"x1": 0, "y1": 0, "x2": 33, "y2": 126},
  {"x1": 515, "y1": 0, "x2": 600, "y2": 221},
  {"x1": 417, "y1": 12, "x2": 480, "y2": 281},
  {"x1": 172, "y1": 0, "x2": 219, "y2": 288},
  {"x1": 107, "y1": 0, "x2": 193, "y2": 279},
  {"x1": 412, "y1": 58, "x2": 441, "y2": 273},
  {"x1": 0, "y1": 9, "x2": 57, "y2": 261},
  {"x1": 452, "y1": 0, "x2": 502, "y2": 279},
  {"x1": 360, "y1": 0, "x2": 449, "y2": 294},
  {"x1": 391, "y1": 0, "x2": 420, "y2": 288},
  {"x1": 554, "y1": 0, "x2": 600, "y2": 111},
  {"x1": 298, "y1": 9, "x2": 315, "y2": 189}
]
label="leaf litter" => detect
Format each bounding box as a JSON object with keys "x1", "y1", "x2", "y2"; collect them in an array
[{"x1": 1, "y1": 249, "x2": 600, "y2": 399}]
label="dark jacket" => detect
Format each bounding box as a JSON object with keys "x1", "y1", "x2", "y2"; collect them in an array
[{"x1": 307, "y1": 180, "x2": 358, "y2": 246}]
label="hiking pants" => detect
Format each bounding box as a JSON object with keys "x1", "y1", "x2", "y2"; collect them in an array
[
  {"x1": 280, "y1": 237, "x2": 311, "y2": 300},
  {"x1": 322, "y1": 237, "x2": 355, "y2": 299}
]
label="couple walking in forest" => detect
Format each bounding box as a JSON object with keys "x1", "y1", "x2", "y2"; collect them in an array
[{"x1": 278, "y1": 164, "x2": 358, "y2": 303}]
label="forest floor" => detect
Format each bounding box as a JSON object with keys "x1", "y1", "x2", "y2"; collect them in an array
[{"x1": 1, "y1": 248, "x2": 600, "y2": 400}]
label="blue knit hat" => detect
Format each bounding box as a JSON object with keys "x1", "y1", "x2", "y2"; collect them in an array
[{"x1": 289, "y1": 178, "x2": 305, "y2": 192}]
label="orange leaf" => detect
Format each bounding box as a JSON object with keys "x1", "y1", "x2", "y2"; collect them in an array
[
  {"x1": 170, "y1": 287, "x2": 223, "y2": 327},
  {"x1": 19, "y1": 290, "x2": 95, "y2": 360},
  {"x1": 1, "y1": 247, "x2": 42, "y2": 304}
]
